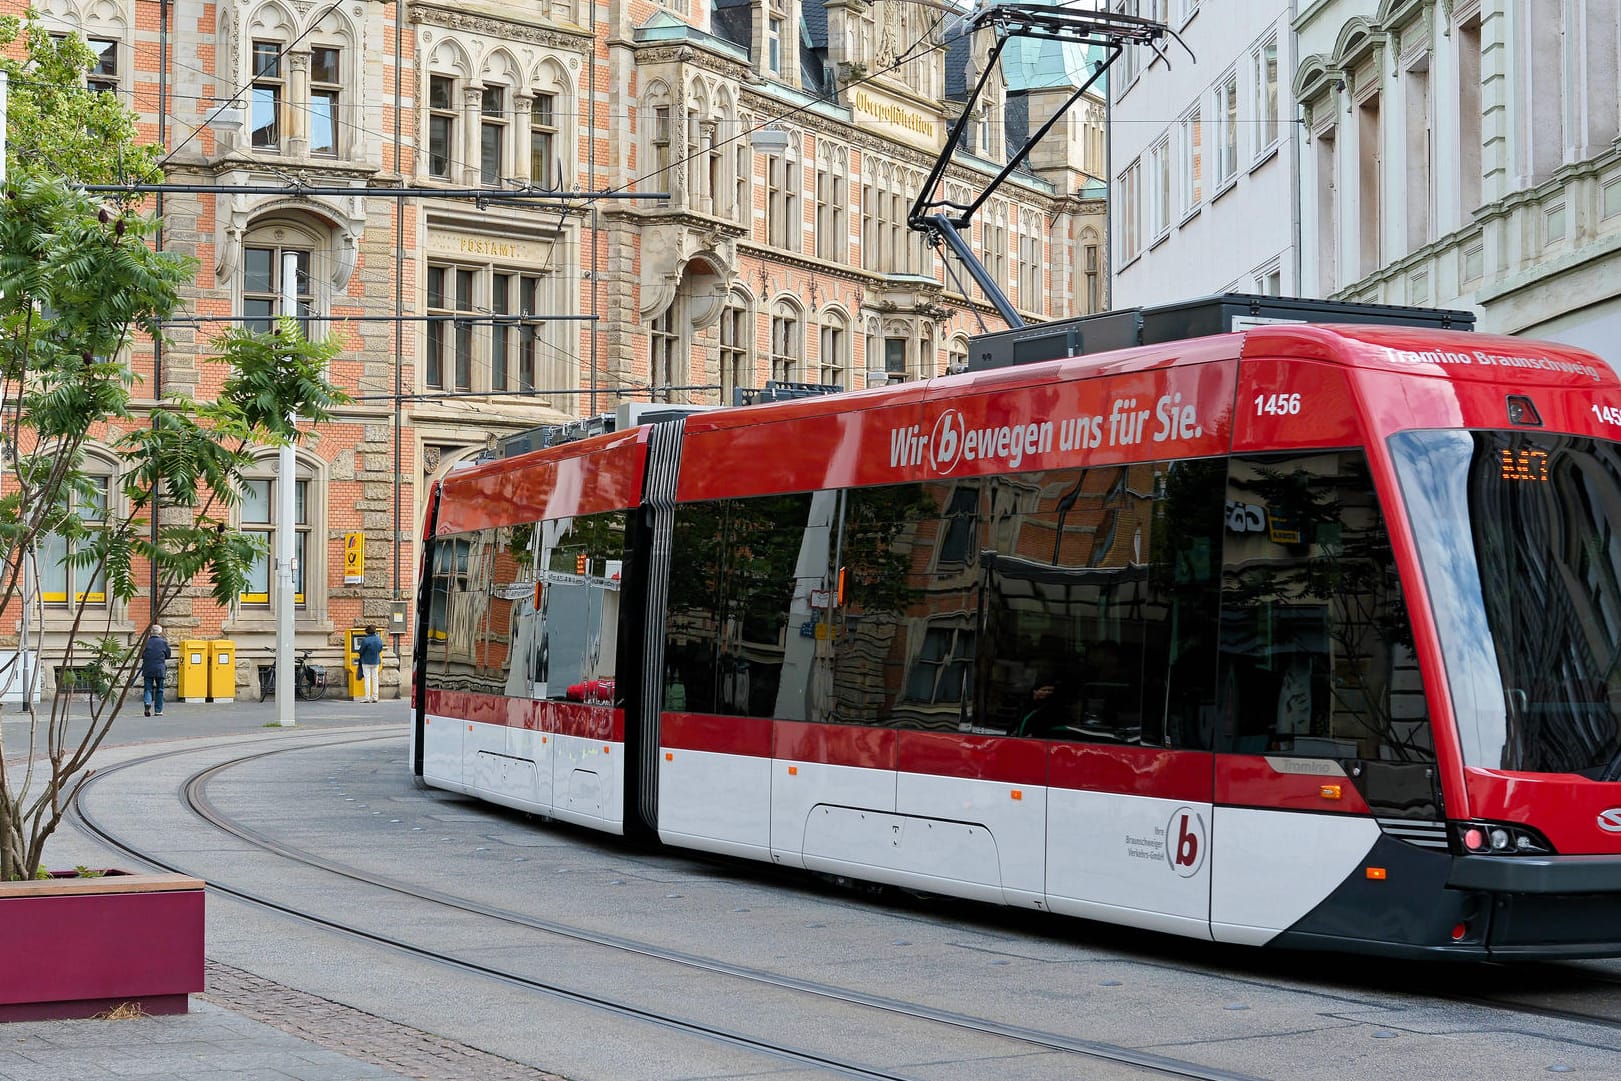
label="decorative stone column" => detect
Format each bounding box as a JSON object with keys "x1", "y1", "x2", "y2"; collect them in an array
[
  {"x1": 464, "y1": 87, "x2": 483, "y2": 186},
  {"x1": 513, "y1": 94, "x2": 534, "y2": 186},
  {"x1": 287, "y1": 51, "x2": 311, "y2": 157}
]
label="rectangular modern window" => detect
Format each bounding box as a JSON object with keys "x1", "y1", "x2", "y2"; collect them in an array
[
  {"x1": 310, "y1": 46, "x2": 341, "y2": 156},
  {"x1": 1149, "y1": 136, "x2": 1171, "y2": 238},
  {"x1": 1254, "y1": 38, "x2": 1278, "y2": 154},
  {"x1": 1216, "y1": 73, "x2": 1239, "y2": 185},
  {"x1": 1179, "y1": 105, "x2": 1203, "y2": 211},
  {"x1": 481, "y1": 86, "x2": 506, "y2": 186},
  {"x1": 429, "y1": 75, "x2": 456, "y2": 178},
  {"x1": 251, "y1": 41, "x2": 283, "y2": 150},
  {"x1": 531, "y1": 93, "x2": 557, "y2": 189},
  {"x1": 1118, "y1": 158, "x2": 1141, "y2": 262}
]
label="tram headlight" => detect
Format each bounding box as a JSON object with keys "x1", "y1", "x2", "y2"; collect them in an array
[{"x1": 1453, "y1": 820, "x2": 1555, "y2": 856}]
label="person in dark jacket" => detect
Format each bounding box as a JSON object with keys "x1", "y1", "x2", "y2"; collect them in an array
[
  {"x1": 357, "y1": 625, "x2": 385, "y2": 702},
  {"x1": 141, "y1": 625, "x2": 171, "y2": 716}
]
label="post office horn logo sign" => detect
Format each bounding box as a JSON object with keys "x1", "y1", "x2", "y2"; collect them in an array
[{"x1": 1598, "y1": 808, "x2": 1621, "y2": 833}]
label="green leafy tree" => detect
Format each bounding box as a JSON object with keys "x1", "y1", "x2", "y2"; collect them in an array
[{"x1": 0, "y1": 21, "x2": 349, "y2": 880}]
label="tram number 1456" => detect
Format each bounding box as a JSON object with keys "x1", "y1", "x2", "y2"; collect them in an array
[{"x1": 1254, "y1": 393, "x2": 1303, "y2": 416}]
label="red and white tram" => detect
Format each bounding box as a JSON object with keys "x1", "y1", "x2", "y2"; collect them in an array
[{"x1": 413, "y1": 323, "x2": 1621, "y2": 959}]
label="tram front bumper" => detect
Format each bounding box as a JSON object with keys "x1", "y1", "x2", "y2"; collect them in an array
[{"x1": 1448, "y1": 854, "x2": 1621, "y2": 959}]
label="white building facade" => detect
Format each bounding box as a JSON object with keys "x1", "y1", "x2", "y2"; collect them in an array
[
  {"x1": 1110, "y1": 0, "x2": 1299, "y2": 306},
  {"x1": 1298, "y1": 0, "x2": 1621, "y2": 367}
]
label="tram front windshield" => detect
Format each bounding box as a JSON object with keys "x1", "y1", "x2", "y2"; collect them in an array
[{"x1": 1392, "y1": 430, "x2": 1621, "y2": 779}]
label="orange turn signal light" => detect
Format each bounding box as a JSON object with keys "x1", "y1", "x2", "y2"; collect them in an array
[
  {"x1": 1319, "y1": 784, "x2": 1342, "y2": 800},
  {"x1": 788, "y1": 765, "x2": 798, "y2": 776},
  {"x1": 665, "y1": 752, "x2": 673, "y2": 761},
  {"x1": 1011, "y1": 789, "x2": 1023, "y2": 801},
  {"x1": 1365, "y1": 867, "x2": 1387, "y2": 880}
]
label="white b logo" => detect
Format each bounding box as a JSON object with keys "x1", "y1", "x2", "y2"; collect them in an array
[{"x1": 928, "y1": 410, "x2": 965, "y2": 473}]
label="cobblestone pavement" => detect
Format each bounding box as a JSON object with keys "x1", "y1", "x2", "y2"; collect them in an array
[{"x1": 201, "y1": 961, "x2": 570, "y2": 1081}]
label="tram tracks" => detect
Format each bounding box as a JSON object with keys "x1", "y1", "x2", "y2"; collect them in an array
[{"x1": 69, "y1": 736, "x2": 1266, "y2": 1081}]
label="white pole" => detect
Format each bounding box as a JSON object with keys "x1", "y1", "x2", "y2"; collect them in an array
[
  {"x1": 275, "y1": 251, "x2": 297, "y2": 726},
  {"x1": 1, "y1": 69, "x2": 8, "y2": 187}
]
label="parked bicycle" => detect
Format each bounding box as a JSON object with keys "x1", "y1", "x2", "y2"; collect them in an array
[{"x1": 257, "y1": 650, "x2": 330, "y2": 701}]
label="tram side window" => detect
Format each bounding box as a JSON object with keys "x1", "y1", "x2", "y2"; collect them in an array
[
  {"x1": 666, "y1": 495, "x2": 815, "y2": 718},
  {"x1": 977, "y1": 460, "x2": 1223, "y2": 748},
  {"x1": 521, "y1": 511, "x2": 628, "y2": 703},
  {"x1": 667, "y1": 501, "x2": 724, "y2": 714},
  {"x1": 1218, "y1": 451, "x2": 1432, "y2": 762},
  {"x1": 826, "y1": 482, "x2": 966, "y2": 729},
  {"x1": 423, "y1": 536, "x2": 470, "y2": 688},
  {"x1": 423, "y1": 534, "x2": 488, "y2": 692},
  {"x1": 464, "y1": 525, "x2": 530, "y2": 696}
]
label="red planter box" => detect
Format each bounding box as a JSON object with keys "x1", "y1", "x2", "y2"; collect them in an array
[{"x1": 0, "y1": 872, "x2": 205, "y2": 1021}]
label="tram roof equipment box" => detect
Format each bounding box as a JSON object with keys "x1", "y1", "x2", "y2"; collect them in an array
[{"x1": 966, "y1": 293, "x2": 1477, "y2": 373}]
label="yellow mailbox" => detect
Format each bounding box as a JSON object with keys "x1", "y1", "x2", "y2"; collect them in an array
[
  {"x1": 207, "y1": 640, "x2": 236, "y2": 703},
  {"x1": 344, "y1": 628, "x2": 366, "y2": 700},
  {"x1": 177, "y1": 640, "x2": 209, "y2": 702}
]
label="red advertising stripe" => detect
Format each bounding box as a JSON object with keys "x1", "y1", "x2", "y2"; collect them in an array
[
  {"x1": 1215, "y1": 755, "x2": 1371, "y2": 815},
  {"x1": 1048, "y1": 743, "x2": 1213, "y2": 801},
  {"x1": 660, "y1": 712, "x2": 774, "y2": 758},
  {"x1": 774, "y1": 720, "x2": 897, "y2": 771},
  {"x1": 896, "y1": 731, "x2": 1048, "y2": 786},
  {"x1": 677, "y1": 348, "x2": 1238, "y2": 500}
]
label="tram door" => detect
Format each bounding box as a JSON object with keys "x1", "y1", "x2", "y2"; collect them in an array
[
  {"x1": 976, "y1": 462, "x2": 1224, "y2": 934},
  {"x1": 1208, "y1": 451, "x2": 1422, "y2": 944}
]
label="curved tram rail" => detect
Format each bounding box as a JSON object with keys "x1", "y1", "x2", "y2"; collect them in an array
[{"x1": 70, "y1": 737, "x2": 1277, "y2": 1081}]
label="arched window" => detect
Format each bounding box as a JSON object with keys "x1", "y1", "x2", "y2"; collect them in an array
[
  {"x1": 243, "y1": 1, "x2": 360, "y2": 161},
  {"x1": 233, "y1": 452, "x2": 326, "y2": 622},
  {"x1": 39, "y1": 450, "x2": 117, "y2": 608},
  {"x1": 239, "y1": 216, "x2": 332, "y2": 332},
  {"x1": 719, "y1": 290, "x2": 753, "y2": 405},
  {"x1": 818, "y1": 309, "x2": 850, "y2": 388},
  {"x1": 425, "y1": 39, "x2": 473, "y2": 182},
  {"x1": 765, "y1": 130, "x2": 801, "y2": 251},
  {"x1": 642, "y1": 81, "x2": 675, "y2": 190},
  {"x1": 770, "y1": 299, "x2": 803, "y2": 382},
  {"x1": 37, "y1": 0, "x2": 129, "y2": 94},
  {"x1": 528, "y1": 59, "x2": 573, "y2": 190},
  {"x1": 477, "y1": 50, "x2": 524, "y2": 187}
]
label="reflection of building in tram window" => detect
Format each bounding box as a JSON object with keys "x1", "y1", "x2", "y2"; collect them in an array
[{"x1": 1218, "y1": 450, "x2": 1431, "y2": 763}]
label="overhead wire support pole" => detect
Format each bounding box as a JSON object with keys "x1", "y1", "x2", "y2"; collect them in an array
[{"x1": 276, "y1": 253, "x2": 298, "y2": 727}]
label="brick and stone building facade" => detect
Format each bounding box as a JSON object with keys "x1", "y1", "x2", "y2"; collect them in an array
[{"x1": 6, "y1": 0, "x2": 1107, "y2": 696}]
